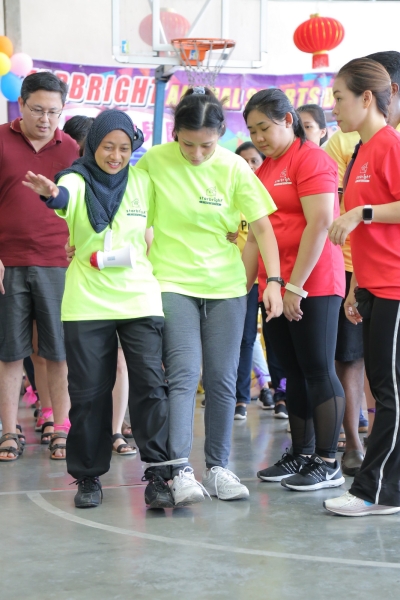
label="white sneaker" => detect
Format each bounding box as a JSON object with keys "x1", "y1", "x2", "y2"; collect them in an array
[
  {"x1": 170, "y1": 467, "x2": 208, "y2": 506},
  {"x1": 323, "y1": 491, "x2": 400, "y2": 517},
  {"x1": 202, "y1": 466, "x2": 249, "y2": 500}
]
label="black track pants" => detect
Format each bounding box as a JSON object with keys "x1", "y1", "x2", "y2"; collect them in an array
[
  {"x1": 64, "y1": 317, "x2": 170, "y2": 480},
  {"x1": 351, "y1": 294, "x2": 400, "y2": 506}
]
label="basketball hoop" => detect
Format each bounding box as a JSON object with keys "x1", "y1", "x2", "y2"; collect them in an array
[{"x1": 171, "y1": 38, "x2": 236, "y2": 88}]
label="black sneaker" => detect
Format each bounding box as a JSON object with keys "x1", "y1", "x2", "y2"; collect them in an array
[
  {"x1": 143, "y1": 472, "x2": 175, "y2": 509},
  {"x1": 73, "y1": 477, "x2": 103, "y2": 508},
  {"x1": 234, "y1": 405, "x2": 247, "y2": 420},
  {"x1": 274, "y1": 378, "x2": 286, "y2": 401},
  {"x1": 282, "y1": 454, "x2": 345, "y2": 491},
  {"x1": 257, "y1": 388, "x2": 274, "y2": 410},
  {"x1": 274, "y1": 402, "x2": 288, "y2": 419},
  {"x1": 257, "y1": 450, "x2": 310, "y2": 482}
]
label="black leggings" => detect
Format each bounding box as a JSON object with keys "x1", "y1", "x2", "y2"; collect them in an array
[{"x1": 264, "y1": 295, "x2": 345, "y2": 458}]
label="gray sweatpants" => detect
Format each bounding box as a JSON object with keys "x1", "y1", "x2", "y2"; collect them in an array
[{"x1": 161, "y1": 292, "x2": 247, "y2": 476}]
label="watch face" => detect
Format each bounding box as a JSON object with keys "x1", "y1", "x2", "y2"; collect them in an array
[{"x1": 363, "y1": 207, "x2": 373, "y2": 220}]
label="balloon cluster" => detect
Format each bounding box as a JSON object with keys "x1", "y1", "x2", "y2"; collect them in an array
[{"x1": 0, "y1": 36, "x2": 33, "y2": 102}]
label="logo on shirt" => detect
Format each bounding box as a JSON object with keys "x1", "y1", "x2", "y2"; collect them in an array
[
  {"x1": 355, "y1": 162, "x2": 370, "y2": 184},
  {"x1": 274, "y1": 167, "x2": 292, "y2": 186},
  {"x1": 126, "y1": 197, "x2": 147, "y2": 218},
  {"x1": 199, "y1": 186, "x2": 223, "y2": 206}
]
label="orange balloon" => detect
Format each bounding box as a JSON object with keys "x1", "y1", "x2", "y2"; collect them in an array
[{"x1": 0, "y1": 36, "x2": 13, "y2": 57}]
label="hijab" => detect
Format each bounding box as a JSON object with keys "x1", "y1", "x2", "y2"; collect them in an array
[{"x1": 56, "y1": 109, "x2": 144, "y2": 233}]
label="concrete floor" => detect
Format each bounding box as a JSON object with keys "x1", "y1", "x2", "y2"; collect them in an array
[{"x1": 1, "y1": 398, "x2": 399, "y2": 600}]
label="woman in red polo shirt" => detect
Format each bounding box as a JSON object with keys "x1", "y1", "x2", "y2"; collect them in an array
[
  {"x1": 243, "y1": 88, "x2": 346, "y2": 491},
  {"x1": 326, "y1": 58, "x2": 400, "y2": 517}
]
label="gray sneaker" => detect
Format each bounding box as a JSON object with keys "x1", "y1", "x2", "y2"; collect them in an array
[{"x1": 202, "y1": 466, "x2": 249, "y2": 500}]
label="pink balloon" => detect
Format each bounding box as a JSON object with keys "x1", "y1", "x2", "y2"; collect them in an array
[{"x1": 10, "y1": 53, "x2": 33, "y2": 77}]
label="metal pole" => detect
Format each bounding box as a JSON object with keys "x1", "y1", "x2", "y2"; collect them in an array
[
  {"x1": 152, "y1": 66, "x2": 172, "y2": 146},
  {"x1": 4, "y1": 0, "x2": 22, "y2": 52}
]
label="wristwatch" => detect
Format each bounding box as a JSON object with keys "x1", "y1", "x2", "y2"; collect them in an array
[
  {"x1": 362, "y1": 205, "x2": 373, "y2": 225},
  {"x1": 267, "y1": 277, "x2": 285, "y2": 286}
]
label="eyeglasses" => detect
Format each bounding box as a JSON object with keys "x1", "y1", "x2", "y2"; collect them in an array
[{"x1": 25, "y1": 102, "x2": 63, "y2": 119}]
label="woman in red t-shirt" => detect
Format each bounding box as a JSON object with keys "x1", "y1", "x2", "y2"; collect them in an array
[
  {"x1": 326, "y1": 58, "x2": 400, "y2": 517},
  {"x1": 243, "y1": 88, "x2": 346, "y2": 491}
]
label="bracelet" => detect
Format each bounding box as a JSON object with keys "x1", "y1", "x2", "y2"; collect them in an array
[
  {"x1": 267, "y1": 277, "x2": 285, "y2": 286},
  {"x1": 367, "y1": 408, "x2": 376, "y2": 414},
  {"x1": 285, "y1": 282, "x2": 308, "y2": 298}
]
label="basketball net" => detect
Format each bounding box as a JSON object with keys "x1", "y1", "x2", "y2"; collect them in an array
[{"x1": 171, "y1": 38, "x2": 236, "y2": 88}]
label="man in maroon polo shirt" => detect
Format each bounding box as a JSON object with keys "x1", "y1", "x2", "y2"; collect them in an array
[{"x1": 0, "y1": 72, "x2": 79, "y2": 461}]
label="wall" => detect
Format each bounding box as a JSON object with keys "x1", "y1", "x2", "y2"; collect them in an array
[
  {"x1": 17, "y1": 0, "x2": 400, "y2": 74},
  {"x1": 1, "y1": 0, "x2": 399, "y2": 122}
]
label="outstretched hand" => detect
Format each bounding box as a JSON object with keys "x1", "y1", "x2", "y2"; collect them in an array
[{"x1": 23, "y1": 171, "x2": 59, "y2": 198}]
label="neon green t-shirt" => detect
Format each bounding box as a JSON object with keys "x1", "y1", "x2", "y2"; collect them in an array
[
  {"x1": 55, "y1": 168, "x2": 163, "y2": 321},
  {"x1": 136, "y1": 142, "x2": 276, "y2": 299}
]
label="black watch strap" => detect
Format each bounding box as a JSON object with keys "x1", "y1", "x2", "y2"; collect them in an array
[{"x1": 267, "y1": 277, "x2": 285, "y2": 286}]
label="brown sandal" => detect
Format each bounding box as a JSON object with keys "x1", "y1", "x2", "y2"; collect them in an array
[
  {"x1": 0, "y1": 433, "x2": 23, "y2": 462},
  {"x1": 112, "y1": 433, "x2": 137, "y2": 455},
  {"x1": 16, "y1": 424, "x2": 26, "y2": 447},
  {"x1": 41, "y1": 422, "x2": 54, "y2": 445},
  {"x1": 121, "y1": 421, "x2": 133, "y2": 438},
  {"x1": 48, "y1": 431, "x2": 67, "y2": 460}
]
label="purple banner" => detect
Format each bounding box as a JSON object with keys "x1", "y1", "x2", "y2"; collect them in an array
[{"x1": 9, "y1": 60, "x2": 338, "y2": 162}]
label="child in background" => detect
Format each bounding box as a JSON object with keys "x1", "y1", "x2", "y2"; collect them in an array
[
  {"x1": 63, "y1": 115, "x2": 94, "y2": 156},
  {"x1": 297, "y1": 104, "x2": 328, "y2": 146}
]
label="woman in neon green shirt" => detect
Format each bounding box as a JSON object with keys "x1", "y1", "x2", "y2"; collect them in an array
[
  {"x1": 23, "y1": 109, "x2": 184, "y2": 511},
  {"x1": 136, "y1": 87, "x2": 282, "y2": 505}
]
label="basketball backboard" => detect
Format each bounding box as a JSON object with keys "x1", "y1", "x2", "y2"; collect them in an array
[{"x1": 111, "y1": 0, "x2": 267, "y2": 69}]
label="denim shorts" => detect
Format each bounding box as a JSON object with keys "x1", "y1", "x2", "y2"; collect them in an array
[{"x1": 0, "y1": 266, "x2": 66, "y2": 362}]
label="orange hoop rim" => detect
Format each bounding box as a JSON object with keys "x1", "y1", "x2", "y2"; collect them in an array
[
  {"x1": 171, "y1": 38, "x2": 236, "y2": 69},
  {"x1": 171, "y1": 37, "x2": 236, "y2": 52}
]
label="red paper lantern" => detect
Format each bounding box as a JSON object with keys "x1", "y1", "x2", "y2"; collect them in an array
[
  {"x1": 139, "y1": 9, "x2": 190, "y2": 47},
  {"x1": 293, "y1": 14, "x2": 345, "y2": 69}
]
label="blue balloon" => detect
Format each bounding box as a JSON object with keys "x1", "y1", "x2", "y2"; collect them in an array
[{"x1": 1, "y1": 72, "x2": 22, "y2": 102}]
